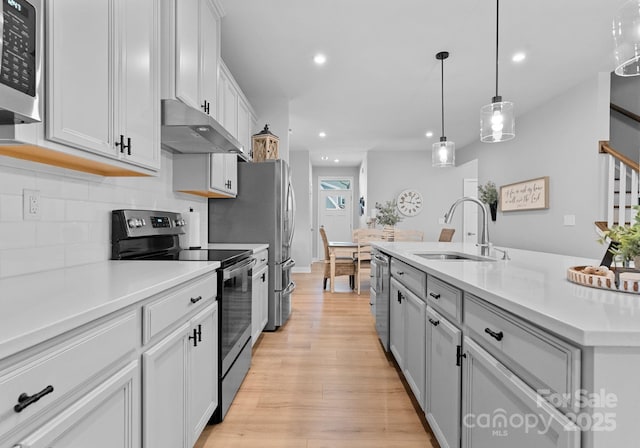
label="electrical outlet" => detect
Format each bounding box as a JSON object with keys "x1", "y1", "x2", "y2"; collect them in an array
[
  {"x1": 23, "y1": 189, "x2": 41, "y2": 220},
  {"x1": 563, "y1": 214, "x2": 576, "y2": 226}
]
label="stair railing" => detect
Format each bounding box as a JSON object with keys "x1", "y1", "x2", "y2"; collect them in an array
[{"x1": 599, "y1": 141, "x2": 639, "y2": 228}]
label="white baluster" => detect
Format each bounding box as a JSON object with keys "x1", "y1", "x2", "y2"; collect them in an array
[{"x1": 619, "y1": 160, "x2": 627, "y2": 226}]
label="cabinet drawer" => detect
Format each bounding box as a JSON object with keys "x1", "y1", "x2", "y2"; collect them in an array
[
  {"x1": 254, "y1": 249, "x2": 268, "y2": 270},
  {"x1": 427, "y1": 275, "x2": 462, "y2": 324},
  {"x1": 464, "y1": 295, "x2": 580, "y2": 410},
  {"x1": 390, "y1": 259, "x2": 426, "y2": 299},
  {"x1": 143, "y1": 272, "x2": 217, "y2": 343},
  {"x1": 0, "y1": 311, "x2": 137, "y2": 438}
]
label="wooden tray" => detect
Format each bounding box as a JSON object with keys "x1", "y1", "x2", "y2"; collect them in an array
[{"x1": 567, "y1": 266, "x2": 640, "y2": 294}]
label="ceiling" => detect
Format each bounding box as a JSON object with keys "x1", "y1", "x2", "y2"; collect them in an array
[{"x1": 219, "y1": 0, "x2": 628, "y2": 167}]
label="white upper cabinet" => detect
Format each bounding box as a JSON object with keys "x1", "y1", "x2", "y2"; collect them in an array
[
  {"x1": 47, "y1": 0, "x2": 160, "y2": 171},
  {"x1": 164, "y1": 0, "x2": 221, "y2": 118}
]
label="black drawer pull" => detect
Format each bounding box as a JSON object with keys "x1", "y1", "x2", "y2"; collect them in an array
[
  {"x1": 485, "y1": 328, "x2": 504, "y2": 341},
  {"x1": 261, "y1": 273, "x2": 266, "y2": 282},
  {"x1": 190, "y1": 296, "x2": 203, "y2": 304},
  {"x1": 396, "y1": 271, "x2": 404, "y2": 275},
  {"x1": 428, "y1": 318, "x2": 440, "y2": 326},
  {"x1": 429, "y1": 292, "x2": 441, "y2": 300},
  {"x1": 397, "y1": 291, "x2": 403, "y2": 303},
  {"x1": 14, "y1": 385, "x2": 54, "y2": 413}
]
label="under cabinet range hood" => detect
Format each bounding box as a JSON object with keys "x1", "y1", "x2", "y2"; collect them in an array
[{"x1": 161, "y1": 99, "x2": 247, "y2": 159}]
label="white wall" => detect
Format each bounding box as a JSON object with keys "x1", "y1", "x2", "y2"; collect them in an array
[
  {"x1": 457, "y1": 73, "x2": 610, "y2": 258},
  {"x1": 367, "y1": 151, "x2": 477, "y2": 242},
  {"x1": 289, "y1": 150, "x2": 312, "y2": 272},
  {"x1": 249, "y1": 95, "x2": 290, "y2": 163},
  {"x1": 0, "y1": 151, "x2": 208, "y2": 278}
]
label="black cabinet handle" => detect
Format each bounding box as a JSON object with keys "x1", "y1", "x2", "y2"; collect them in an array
[
  {"x1": 261, "y1": 273, "x2": 266, "y2": 282},
  {"x1": 485, "y1": 328, "x2": 504, "y2": 341},
  {"x1": 115, "y1": 134, "x2": 125, "y2": 153},
  {"x1": 428, "y1": 318, "x2": 440, "y2": 326},
  {"x1": 197, "y1": 324, "x2": 202, "y2": 342},
  {"x1": 397, "y1": 291, "x2": 403, "y2": 303},
  {"x1": 396, "y1": 271, "x2": 404, "y2": 276},
  {"x1": 188, "y1": 328, "x2": 199, "y2": 347},
  {"x1": 201, "y1": 101, "x2": 207, "y2": 112},
  {"x1": 429, "y1": 292, "x2": 441, "y2": 300},
  {"x1": 190, "y1": 296, "x2": 202, "y2": 304},
  {"x1": 14, "y1": 385, "x2": 54, "y2": 413},
  {"x1": 126, "y1": 137, "x2": 131, "y2": 155}
]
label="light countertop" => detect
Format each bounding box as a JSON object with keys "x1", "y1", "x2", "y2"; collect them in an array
[
  {"x1": 206, "y1": 243, "x2": 269, "y2": 253},
  {"x1": 0, "y1": 260, "x2": 219, "y2": 360},
  {"x1": 373, "y1": 242, "x2": 640, "y2": 347}
]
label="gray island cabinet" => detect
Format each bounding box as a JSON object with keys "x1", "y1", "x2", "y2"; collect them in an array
[{"x1": 374, "y1": 241, "x2": 640, "y2": 448}]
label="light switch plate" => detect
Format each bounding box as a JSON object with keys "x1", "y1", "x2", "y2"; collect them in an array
[{"x1": 563, "y1": 214, "x2": 576, "y2": 226}]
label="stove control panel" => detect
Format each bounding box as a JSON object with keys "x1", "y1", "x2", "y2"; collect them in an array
[{"x1": 112, "y1": 209, "x2": 185, "y2": 239}]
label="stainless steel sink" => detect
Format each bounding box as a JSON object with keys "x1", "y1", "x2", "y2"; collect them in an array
[{"x1": 413, "y1": 251, "x2": 496, "y2": 261}]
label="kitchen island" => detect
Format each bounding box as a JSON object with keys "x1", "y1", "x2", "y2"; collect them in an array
[{"x1": 373, "y1": 241, "x2": 640, "y2": 448}]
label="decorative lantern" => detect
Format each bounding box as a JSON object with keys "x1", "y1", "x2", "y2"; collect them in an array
[{"x1": 251, "y1": 125, "x2": 280, "y2": 162}]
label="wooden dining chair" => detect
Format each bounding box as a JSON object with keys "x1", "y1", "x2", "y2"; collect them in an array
[
  {"x1": 353, "y1": 229, "x2": 385, "y2": 294},
  {"x1": 319, "y1": 226, "x2": 355, "y2": 290},
  {"x1": 394, "y1": 229, "x2": 425, "y2": 242},
  {"x1": 438, "y1": 228, "x2": 455, "y2": 242}
]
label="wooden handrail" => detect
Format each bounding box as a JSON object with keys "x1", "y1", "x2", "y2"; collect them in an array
[
  {"x1": 611, "y1": 103, "x2": 640, "y2": 124},
  {"x1": 599, "y1": 141, "x2": 639, "y2": 173}
]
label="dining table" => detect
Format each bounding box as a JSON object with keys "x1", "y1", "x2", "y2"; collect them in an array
[{"x1": 327, "y1": 240, "x2": 358, "y2": 293}]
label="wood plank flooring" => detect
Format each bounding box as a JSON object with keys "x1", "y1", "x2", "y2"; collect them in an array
[{"x1": 195, "y1": 263, "x2": 437, "y2": 448}]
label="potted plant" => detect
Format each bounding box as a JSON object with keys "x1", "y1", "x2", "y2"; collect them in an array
[
  {"x1": 374, "y1": 200, "x2": 403, "y2": 240},
  {"x1": 601, "y1": 206, "x2": 640, "y2": 267},
  {"x1": 478, "y1": 180, "x2": 499, "y2": 221}
]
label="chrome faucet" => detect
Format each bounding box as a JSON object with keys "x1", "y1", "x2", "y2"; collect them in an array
[{"x1": 444, "y1": 197, "x2": 491, "y2": 256}]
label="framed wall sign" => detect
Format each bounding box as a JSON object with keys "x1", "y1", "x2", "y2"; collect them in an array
[{"x1": 499, "y1": 176, "x2": 549, "y2": 212}]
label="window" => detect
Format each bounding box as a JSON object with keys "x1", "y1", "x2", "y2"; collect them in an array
[
  {"x1": 325, "y1": 195, "x2": 346, "y2": 210},
  {"x1": 320, "y1": 179, "x2": 351, "y2": 190}
]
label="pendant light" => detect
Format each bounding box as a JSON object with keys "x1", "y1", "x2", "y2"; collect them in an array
[
  {"x1": 480, "y1": 0, "x2": 515, "y2": 143},
  {"x1": 613, "y1": 0, "x2": 640, "y2": 76},
  {"x1": 432, "y1": 51, "x2": 455, "y2": 167}
]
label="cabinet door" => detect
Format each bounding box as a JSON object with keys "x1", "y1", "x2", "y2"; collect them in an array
[
  {"x1": 15, "y1": 361, "x2": 140, "y2": 448},
  {"x1": 252, "y1": 265, "x2": 268, "y2": 346},
  {"x1": 426, "y1": 307, "x2": 461, "y2": 448},
  {"x1": 389, "y1": 279, "x2": 405, "y2": 370},
  {"x1": 47, "y1": 0, "x2": 114, "y2": 156},
  {"x1": 175, "y1": 0, "x2": 200, "y2": 110},
  {"x1": 200, "y1": 0, "x2": 219, "y2": 118},
  {"x1": 221, "y1": 74, "x2": 238, "y2": 138},
  {"x1": 403, "y1": 288, "x2": 426, "y2": 409},
  {"x1": 260, "y1": 266, "x2": 269, "y2": 333},
  {"x1": 118, "y1": 0, "x2": 160, "y2": 170},
  {"x1": 143, "y1": 323, "x2": 189, "y2": 448},
  {"x1": 237, "y1": 97, "x2": 251, "y2": 154},
  {"x1": 188, "y1": 303, "x2": 218, "y2": 446},
  {"x1": 209, "y1": 153, "x2": 227, "y2": 192},
  {"x1": 461, "y1": 337, "x2": 580, "y2": 448},
  {"x1": 224, "y1": 154, "x2": 238, "y2": 195}
]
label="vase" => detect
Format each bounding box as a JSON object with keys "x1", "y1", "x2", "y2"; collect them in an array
[
  {"x1": 489, "y1": 201, "x2": 498, "y2": 222},
  {"x1": 383, "y1": 225, "x2": 395, "y2": 241}
]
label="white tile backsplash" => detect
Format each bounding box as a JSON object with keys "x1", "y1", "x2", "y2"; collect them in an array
[{"x1": 0, "y1": 151, "x2": 208, "y2": 278}]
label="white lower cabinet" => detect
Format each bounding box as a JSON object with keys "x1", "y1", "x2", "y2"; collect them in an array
[
  {"x1": 390, "y1": 278, "x2": 425, "y2": 408},
  {"x1": 251, "y1": 251, "x2": 269, "y2": 346},
  {"x1": 426, "y1": 307, "x2": 462, "y2": 448},
  {"x1": 13, "y1": 361, "x2": 140, "y2": 448},
  {"x1": 461, "y1": 337, "x2": 580, "y2": 448},
  {"x1": 143, "y1": 302, "x2": 218, "y2": 448}
]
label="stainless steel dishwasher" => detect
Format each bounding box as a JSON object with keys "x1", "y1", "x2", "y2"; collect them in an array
[{"x1": 371, "y1": 249, "x2": 390, "y2": 352}]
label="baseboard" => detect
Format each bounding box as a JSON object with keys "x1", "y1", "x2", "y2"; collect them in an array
[{"x1": 292, "y1": 266, "x2": 312, "y2": 273}]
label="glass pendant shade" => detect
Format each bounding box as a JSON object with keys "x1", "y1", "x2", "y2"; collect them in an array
[
  {"x1": 432, "y1": 138, "x2": 455, "y2": 167},
  {"x1": 480, "y1": 98, "x2": 515, "y2": 142},
  {"x1": 613, "y1": 0, "x2": 640, "y2": 76}
]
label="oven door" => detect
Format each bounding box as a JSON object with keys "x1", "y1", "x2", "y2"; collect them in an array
[{"x1": 220, "y1": 257, "x2": 256, "y2": 375}]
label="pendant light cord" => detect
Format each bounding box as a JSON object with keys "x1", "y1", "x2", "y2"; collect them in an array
[
  {"x1": 441, "y1": 57, "x2": 445, "y2": 137},
  {"x1": 495, "y1": 0, "x2": 500, "y2": 98}
]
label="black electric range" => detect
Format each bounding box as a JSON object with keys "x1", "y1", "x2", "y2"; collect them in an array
[{"x1": 111, "y1": 209, "x2": 255, "y2": 422}]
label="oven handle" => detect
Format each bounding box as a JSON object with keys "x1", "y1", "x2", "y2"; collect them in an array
[
  {"x1": 282, "y1": 281, "x2": 296, "y2": 295},
  {"x1": 282, "y1": 259, "x2": 296, "y2": 270},
  {"x1": 222, "y1": 258, "x2": 257, "y2": 279}
]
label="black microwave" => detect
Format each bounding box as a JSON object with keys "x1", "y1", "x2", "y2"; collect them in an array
[{"x1": 0, "y1": 0, "x2": 41, "y2": 124}]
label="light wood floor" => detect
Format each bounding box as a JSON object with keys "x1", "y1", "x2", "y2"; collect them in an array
[{"x1": 195, "y1": 263, "x2": 437, "y2": 448}]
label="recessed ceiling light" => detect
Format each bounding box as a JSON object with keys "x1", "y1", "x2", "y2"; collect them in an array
[
  {"x1": 334, "y1": 159, "x2": 339, "y2": 163},
  {"x1": 425, "y1": 131, "x2": 434, "y2": 138},
  {"x1": 318, "y1": 131, "x2": 327, "y2": 138},
  {"x1": 512, "y1": 52, "x2": 526, "y2": 62},
  {"x1": 313, "y1": 54, "x2": 327, "y2": 65},
  {"x1": 321, "y1": 156, "x2": 329, "y2": 161}
]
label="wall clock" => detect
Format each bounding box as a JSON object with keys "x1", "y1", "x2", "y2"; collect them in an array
[{"x1": 397, "y1": 189, "x2": 423, "y2": 216}]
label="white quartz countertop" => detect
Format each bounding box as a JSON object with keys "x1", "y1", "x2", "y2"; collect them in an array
[
  {"x1": 0, "y1": 260, "x2": 219, "y2": 360},
  {"x1": 206, "y1": 243, "x2": 269, "y2": 253},
  {"x1": 373, "y1": 242, "x2": 640, "y2": 347}
]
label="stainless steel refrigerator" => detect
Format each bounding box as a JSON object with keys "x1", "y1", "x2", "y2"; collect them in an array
[{"x1": 208, "y1": 159, "x2": 296, "y2": 330}]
